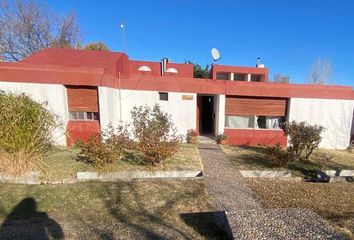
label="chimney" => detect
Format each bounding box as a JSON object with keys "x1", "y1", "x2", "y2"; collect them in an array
[
  {"x1": 161, "y1": 58, "x2": 170, "y2": 76},
  {"x1": 256, "y1": 57, "x2": 265, "y2": 68}
]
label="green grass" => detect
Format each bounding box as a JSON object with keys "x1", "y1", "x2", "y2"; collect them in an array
[
  {"x1": 0, "y1": 180, "x2": 223, "y2": 239},
  {"x1": 222, "y1": 145, "x2": 354, "y2": 177},
  {"x1": 247, "y1": 179, "x2": 354, "y2": 239},
  {"x1": 42, "y1": 144, "x2": 202, "y2": 181}
]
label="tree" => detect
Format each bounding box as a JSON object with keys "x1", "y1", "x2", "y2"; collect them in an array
[
  {"x1": 273, "y1": 73, "x2": 290, "y2": 83},
  {"x1": 0, "y1": 0, "x2": 81, "y2": 61},
  {"x1": 185, "y1": 61, "x2": 210, "y2": 79},
  {"x1": 308, "y1": 58, "x2": 331, "y2": 85},
  {"x1": 84, "y1": 42, "x2": 110, "y2": 51}
]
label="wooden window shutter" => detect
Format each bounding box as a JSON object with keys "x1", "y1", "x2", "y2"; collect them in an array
[
  {"x1": 225, "y1": 96, "x2": 287, "y2": 116},
  {"x1": 66, "y1": 86, "x2": 99, "y2": 112}
]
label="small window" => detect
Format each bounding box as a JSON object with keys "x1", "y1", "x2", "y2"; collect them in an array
[
  {"x1": 251, "y1": 75, "x2": 261, "y2": 82},
  {"x1": 69, "y1": 111, "x2": 99, "y2": 121},
  {"x1": 216, "y1": 72, "x2": 229, "y2": 80},
  {"x1": 234, "y1": 74, "x2": 245, "y2": 81},
  {"x1": 159, "y1": 92, "x2": 168, "y2": 101}
]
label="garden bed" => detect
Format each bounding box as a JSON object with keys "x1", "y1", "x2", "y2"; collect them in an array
[
  {"x1": 247, "y1": 178, "x2": 354, "y2": 239},
  {"x1": 41, "y1": 144, "x2": 202, "y2": 182},
  {"x1": 222, "y1": 145, "x2": 354, "y2": 178}
]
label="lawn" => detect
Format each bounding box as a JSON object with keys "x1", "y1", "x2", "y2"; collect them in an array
[
  {"x1": 0, "y1": 179, "x2": 224, "y2": 239},
  {"x1": 222, "y1": 145, "x2": 354, "y2": 177},
  {"x1": 247, "y1": 179, "x2": 354, "y2": 239},
  {"x1": 42, "y1": 143, "x2": 202, "y2": 181}
]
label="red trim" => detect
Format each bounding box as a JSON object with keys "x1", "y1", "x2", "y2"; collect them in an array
[
  {"x1": 66, "y1": 120, "x2": 101, "y2": 146},
  {"x1": 224, "y1": 129, "x2": 287, "y2": 147},
  {"x1": 0, "y1": 48, "x2": 353, "y2": 100}
]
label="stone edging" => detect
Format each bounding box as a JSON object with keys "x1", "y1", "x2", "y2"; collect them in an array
[
  {"x1": 239, "y1": 170, "x2": 292, "y2": 178},
  {"x1": 0, "y1": 170, "x2": 203, "y2": 185}
]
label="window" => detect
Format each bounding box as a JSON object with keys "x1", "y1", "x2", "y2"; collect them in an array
[
  {"x1": 225, "y1": 116, "x2": 255, "y2": 128},
  {"x1": 216, "y1": 72, "x2": 229, "y2": 80},
  {"x1": 69, "y1": 111, "x2": 99, "y2": 121},
  {"x1": 234, "y1": 74, "x2": 246, "y2": 81},
  {"x1": 250, "y1": 75, "x2": 261, "y2": 82},
  {"x1": 225, "y1": 115, "x2": 284, "y2": 129},
  {"x1": 159, "y1": 92, "x2": 168, "y2": 101}
]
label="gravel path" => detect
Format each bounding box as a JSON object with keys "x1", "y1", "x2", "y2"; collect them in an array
[
  {"x1": 198, "y1": 142, "x2": 261, "y2": 211},
  {"x1": 198, "y1": 141, "x2": 342, "y2": 240}
]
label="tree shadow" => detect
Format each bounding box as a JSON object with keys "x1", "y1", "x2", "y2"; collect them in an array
[
  {"x1": 0, "y1": 197, "x2": 64, "y2": 240},
  {"x1": 99, "y1": 180, "x2": 226, "y2": 239}
]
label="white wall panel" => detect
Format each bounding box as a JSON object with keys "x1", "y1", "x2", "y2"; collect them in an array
[
  {"x1": 98, "y1": 87, "x2": 197, "y2": 137},
  {"x1": 289, "y1": 98, "x2": 354, "y2": 149},
  {"x1": 0, "y1": 81, "x2": 68, "y2": 145}
]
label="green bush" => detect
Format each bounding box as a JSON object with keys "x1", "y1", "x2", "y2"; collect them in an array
[
  {"x1": 131, "y1": 104, "x2": 181, "y2": 166},
  {"x1": 266, "y1": 144, "x2": 294, "y2": 167},
  {"x1": 0, "y1": 92, "x2": 59, "y2": 175},
  {"x1": 283, "y1": 121, "x2": 324, "y2": 160},
  {"x1": 76, "y1": 124, "x2": 132, "y2": 168}
]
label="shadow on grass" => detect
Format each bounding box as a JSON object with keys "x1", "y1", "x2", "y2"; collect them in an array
[
  {"x1": 0, "y1": 197, "x2": 64, "y2": 240},
  {"x1": 99, "y1": 181, "x2": 226, "y2": 239}
]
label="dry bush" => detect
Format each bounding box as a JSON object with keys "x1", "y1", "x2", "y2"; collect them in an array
[
  {"x1": 284, "y1": 121, "x2": 324, "y2": 160},
  {"x1": 131, "y1": 104, "x2": 181, "y2": 166},
  {"x1": 76, "y1": 124, "x2": 132, "y2": 168},
  {"x1": 266, "y1": 144, "x2": 294, "y2": 167},
  {"x1": 0, "y1": 92, "x2": 58, "y2": 175}
]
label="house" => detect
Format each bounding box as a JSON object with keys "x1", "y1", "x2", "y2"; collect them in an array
[{"x1": 0, "y1": 48, "x2": 353, "y2": 149}]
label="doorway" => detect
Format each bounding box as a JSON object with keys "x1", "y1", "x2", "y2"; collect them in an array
[{"x1": 197, "y1": 95, "x2": 215, "y2": 135}]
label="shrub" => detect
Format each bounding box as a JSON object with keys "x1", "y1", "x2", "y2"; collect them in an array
[
  {"x1": 186, "y1": 129, "x2": 198, "y2": 144},
  {"x1": 283, "y1": 121, "x2": 324, "y2": 160},
  {"x1": 131, "y1": 104, "x2": 181, "y2": 166},
  {"x1": 266, "y1": 144, "x2": 294, "y2": 167},
  {"x1": 76, "y1": 124, "x2": 132, "y2": 168},
  {"x1": 0, "y1": 92, "x2": 59, "y2": 175},
  {"x1": 215, "y1": 133, "x2": 227, "y2": 144}
]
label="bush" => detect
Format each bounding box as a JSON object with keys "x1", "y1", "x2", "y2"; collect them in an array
[
  {"x1": 186, "y1": 129, "x2": 198, "y2": 144},
  {"x1": 131, "y1": 104, "x2": 181, "y2": 166},
  {"x1": 76, "y1": 124, "x2": 132, "y2": 168},
  {"x1": 266, "y1": 144, "x2": 294, "y2": 167},
  {"x1": 215, "y1": 133, "x2": 227, "y2": 144},
  {"x1": 0, "y1": 92, "x2": 59, "y2": 175},
  {"x1": 283, "y1": 121, "x2": 324, "y2": 160}
]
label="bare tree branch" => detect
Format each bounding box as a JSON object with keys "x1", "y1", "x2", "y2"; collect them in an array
[
  {"x1": 273, "y1": 73, "x2": 290, "y2": 83},
  {"x1": 0, "y1": 0, "x2": 81, "y2": 62},
  {"x1": 308, "y1": 58, "x2": 331, "y2": 85}
]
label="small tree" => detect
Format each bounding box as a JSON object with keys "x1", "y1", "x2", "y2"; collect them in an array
[
  {"x1": 273, "y1": 73, "x2": 290, "y2": 83},
  {"x1": 131, "y1": 104, "x2": 181, "y2": 165},
  {"x1": 283, "y1": 121, "x2": 324, "y2": 160},
  {"x1": 308, "y1": 58, "x2": 331, "y2": 85},
  {"x1": 84, "y1": 42, "x2": 110, "y2": 51},
  {"x1": 185, "y1": 61, "x2": 210, "y2": 79}
]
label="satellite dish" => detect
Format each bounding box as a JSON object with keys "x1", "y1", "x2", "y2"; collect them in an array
[{"x1": 211, "y1": 48, "x2": 221, "y2": 62}]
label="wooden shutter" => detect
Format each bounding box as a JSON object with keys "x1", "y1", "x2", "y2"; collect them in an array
[
  {"x1": 225, "y1": 96, "x2": 287, "y2": 116},
  {"x1": 66, "y1": 86, "x2": 99, "y2": 112}
]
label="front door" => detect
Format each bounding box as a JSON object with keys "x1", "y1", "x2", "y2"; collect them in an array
[{"x1": 197, "y1": 96, "x2": 214, "y2": 135}]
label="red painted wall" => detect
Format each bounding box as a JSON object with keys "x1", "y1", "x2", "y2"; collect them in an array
[
  {"x1": 212, "y1": 64, "x2": 269, "y2": 82},
  {"x1": 66, "y1": 120, "x2": 101, "y2": 146},
  {"x1": 224, "y1": 129, "x2": 287, "y2": 147}
]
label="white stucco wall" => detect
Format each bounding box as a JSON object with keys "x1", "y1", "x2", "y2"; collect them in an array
[
  {"x1": 0, "y1": 81, "x2": 68, "y2": 145},
  {"x1": 288, "y1": 98, "x2": 354, "y2": 149},
  {"x1": 98, "y1": 87, "x2": 197, "y2": 137},
  {"x1": 215, "y1": 94, "x2": 225, "y2": 134}
]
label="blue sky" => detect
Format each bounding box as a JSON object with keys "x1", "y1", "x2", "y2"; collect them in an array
[{"x1": 46, "y1": 0, "x2": 354, "y2": 86}]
